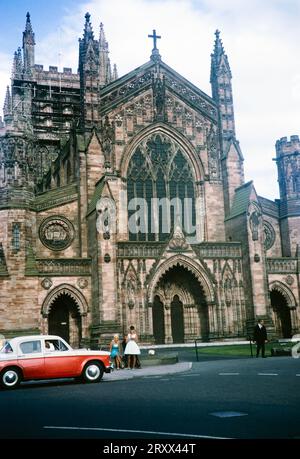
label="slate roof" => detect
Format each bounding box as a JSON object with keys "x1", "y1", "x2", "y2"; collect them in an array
[
  {"x1": 225, "y1": 181, "x2": 253, "y2": 220},
  {"x1": 87, "y1": 177, "x2": 106, "y2": 216}
]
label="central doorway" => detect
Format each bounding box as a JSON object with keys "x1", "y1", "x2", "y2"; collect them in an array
[
  {"x1": 152, "y1": 264, "x2": 208, "y2": 344},
  {"x1": 48, "y1": 293, "x2": 82, "y2": 347}
]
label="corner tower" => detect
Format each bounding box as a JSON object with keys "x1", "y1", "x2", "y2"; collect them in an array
[{"x1": 275, "y1": 135, "x2": 300, "y2": 256}]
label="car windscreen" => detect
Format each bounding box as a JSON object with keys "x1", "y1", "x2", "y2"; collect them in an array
[{"x1": 0, "y1": 342, "x2": 13, "y2": 353}]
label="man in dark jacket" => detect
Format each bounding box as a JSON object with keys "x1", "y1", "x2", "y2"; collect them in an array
[{"x1": 253, "y1": 319, "x2": 268, "y2": 357}]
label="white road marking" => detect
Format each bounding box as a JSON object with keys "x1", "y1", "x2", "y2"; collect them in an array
[
  {"x1": 210, "y1": 412, "x2": 248, "y2": 418},
  {"x1": 43, "y1": 425, "x2": 232, "y2": 439},
  {"x1": 178, "y1": 374, "x2": 200, "y2": 377},
  {"x1": 219, "y1": 373, "x2": 240, "y2": 375},
  {"x1": 258, "y1": 373, "x2": 278, "y2": 376},
  {"x1": 296, "y1": 374, "x2": 300, "y2": 377}
]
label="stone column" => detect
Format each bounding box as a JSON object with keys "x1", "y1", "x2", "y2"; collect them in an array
[{"x1": 164, "y1": 301, "x2": 173, "y2": 344}]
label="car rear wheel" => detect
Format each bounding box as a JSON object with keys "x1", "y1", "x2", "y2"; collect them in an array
[
  {"x1": 1, "y1": 368, "x2": 21, "y2": 390},
  {"x1": 82, "y1": 362, "x2": 103, "y2": 383}
]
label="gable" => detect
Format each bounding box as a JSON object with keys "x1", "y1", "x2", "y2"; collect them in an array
[{"x1": 100, "y1": 60, "x2": 218, "y2": 123}]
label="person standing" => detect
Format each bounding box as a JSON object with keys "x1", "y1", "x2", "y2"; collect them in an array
[
  {"x1": 124, "y1": 326, "x2": 141, "y2": 369},
  {"x1": 109, "y1": 334, "x2": 123, "y2": 369},
  {"x1": 253, "y1": 319, "x2": 268, "y2": 358}
]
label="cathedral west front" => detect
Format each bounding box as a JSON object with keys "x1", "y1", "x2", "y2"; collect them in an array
[{"x1": 0, "y1": 13, "x2": 299, "y2": 347}]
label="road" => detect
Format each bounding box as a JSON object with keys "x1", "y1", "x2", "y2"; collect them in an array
[{"x1": 0, "y1": 356, "x2": 299, "y2": 440}]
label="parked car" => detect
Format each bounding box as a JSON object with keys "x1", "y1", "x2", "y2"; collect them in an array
[{"x1": 0, "y1": 335, "x2": 112, "y2": 389}]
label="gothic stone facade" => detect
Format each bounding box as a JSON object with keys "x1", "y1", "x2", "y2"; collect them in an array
[{"x1": 0, "y1": 14, "x2": 299, "y2": 347}]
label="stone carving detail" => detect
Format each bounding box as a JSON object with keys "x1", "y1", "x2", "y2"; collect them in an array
[
  {"x1": 164, "y1": 75, "x2": 218, "y2": 121},
  {"x1": 285, "y1": 275, "x2": 294, "y2": 286},
  {"x1": 96, "y1": 196, "x2": 116, "y2": 238},
  {"x1": 39, "y1": 216, "x2": 75, "y2": 251},
  {"x1": 41, "y1": 277, "x2": 52, "y2": 290},
  {"x1": 152, "y1": 74, "x2": 165, "y2": 121},
  {"x1": 169, "y1": 224, "x2": 188, "y2": 251},
  {"x1": 37, "y1": 259, "x2": 91, "y2": 275},
  {"x1": 123, "y1": 267, "x2": 140, "y2": 309},
  {"x1": 263, "y1": 221, "x2": 276, "y2": 251},
  {"x1": 248, "y1": 202, "x2": 262, "y2": 241},
  {"x1": 100, "y1": 116, "x2": 115, "y2": 168},
  {"x1": 77, "y1": 278, "x2": 88, "y2": 289},
  {"x1": 267, "y1": 258, "x2": 297, "y2": 273},
  {"x1": 100, "y1": 71, "x2": 153, "y2": 114},
  {"x1": 207, "y1": 124, "x2": 220, "y2": 181}
]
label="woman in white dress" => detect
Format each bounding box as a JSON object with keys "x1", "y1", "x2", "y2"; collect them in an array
[{"x1": 124, "y1": 326, "x2": 141, "y2": 369}]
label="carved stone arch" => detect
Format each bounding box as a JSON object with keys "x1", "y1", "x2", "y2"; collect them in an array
[
  {"x1": 120, "y1": 122, "x2": 205, "y2": 182},
  {"x1": 269, "y1": 281, "x2": 297, "y2": 309},
  {"x1": 41, "y1": 283, "x2": 89, "y2": 318},
  {"x1": 147, "y1": 255, "x2": 215, "y2": 304}
]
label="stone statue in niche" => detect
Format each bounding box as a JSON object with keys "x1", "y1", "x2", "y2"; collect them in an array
[
  {"x1": 152, "y1": 74, "x2": 165, "y2": 120},
  {"x1": 127, "y1": 277, "x2": 136, "y2": 309},
  {"x1": 207, "y1": 124, "x2": 219, "y2": 180},
  {"x1": 249, "y1": 210, "x2": 260, "y2": 241},
  {"x1": 96, "y1": 196, "x2": 116, "y2": 238},
  {"x1": 101, "y1": 116, "x2": 115, "y2": 168}
]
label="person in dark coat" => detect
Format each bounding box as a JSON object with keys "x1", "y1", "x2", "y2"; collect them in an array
[{"x1": 253, "y1": 319, "x2": 268, "y2": 357}]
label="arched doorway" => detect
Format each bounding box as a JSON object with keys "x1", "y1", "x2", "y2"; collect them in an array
[
  {"x1": 48, "y1": 293, "x2": 82, "y2": 347},
  {"x1": 270, "y1": 290, "x2": 292, "y2": 338},
  {"x1": 153, "y1": 264, "x2": 208, "y2": 344},
  {"x1": 152, "y1": 295, "x2": 165, "y2": 344}
]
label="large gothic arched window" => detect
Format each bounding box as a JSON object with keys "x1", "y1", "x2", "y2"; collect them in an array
[{"x1": 127, "y1": 134, "x2": 196, "y2": 241}]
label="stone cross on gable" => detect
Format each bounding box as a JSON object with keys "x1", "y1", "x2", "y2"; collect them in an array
[{"x1": 148, "y1": 29, "x2": 161, "y2": 50}]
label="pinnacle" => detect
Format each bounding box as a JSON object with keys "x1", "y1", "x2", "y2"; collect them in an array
[
  {"x1": 84, "y1": 12, "x2": 94, "y2": 40},
  {"x1": 25, "y1": 11, "x2": 33, "y2": 33}
]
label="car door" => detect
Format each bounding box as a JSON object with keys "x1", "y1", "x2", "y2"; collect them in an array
[
  {"x1": 17, "y1": 339, "x2": 45, "y2": 380},
  {"x1": 43, "y1": 339, "x2": 80, "y2": 378}
]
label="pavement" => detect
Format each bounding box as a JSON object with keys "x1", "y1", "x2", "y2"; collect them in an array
[{"x1": 103, "y1": 361, "x2": 192, "y2": 381}]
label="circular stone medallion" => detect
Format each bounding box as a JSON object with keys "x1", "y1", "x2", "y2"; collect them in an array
[{"x1": 39, "y1": 216, "x2": 75, "y2": 251}]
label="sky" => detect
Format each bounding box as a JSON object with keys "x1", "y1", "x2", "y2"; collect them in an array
[{"x1": 0, "y1": 0, "x2": 300, "y2": 201}]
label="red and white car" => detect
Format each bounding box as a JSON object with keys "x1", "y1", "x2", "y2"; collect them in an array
[{"x1": 0, "y1": 335, "x2": 112, "y2": 389}]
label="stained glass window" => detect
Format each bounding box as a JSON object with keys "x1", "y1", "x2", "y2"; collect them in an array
[{"x1": 127, "y1": 134, "x2": 196, "y2": 241}]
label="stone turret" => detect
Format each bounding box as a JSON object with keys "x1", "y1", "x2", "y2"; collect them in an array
[{"x1": 275, "y1": 135, "x2": 300, "y2": 256}]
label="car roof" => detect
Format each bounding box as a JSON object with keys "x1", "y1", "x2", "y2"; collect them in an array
[{"x1": 8, "y1": 335, "x2": 67, "y2": 345}]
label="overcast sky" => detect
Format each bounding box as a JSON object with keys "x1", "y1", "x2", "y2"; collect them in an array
[{"x1": 1, "y1": 0, "x2": 299, "y2": 201}]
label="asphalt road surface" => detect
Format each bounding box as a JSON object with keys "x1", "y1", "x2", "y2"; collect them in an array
[{"x1": 1, "y1": 357, "x2": 299, "y2": 440}]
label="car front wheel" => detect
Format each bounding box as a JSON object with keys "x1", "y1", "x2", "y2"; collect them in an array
[
  {"x1": 1, "y1": 368, "x2": 21, "y2": 390},
  {"x1": 82, "y1": 362, "x2": 103, "y2": 383}
]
